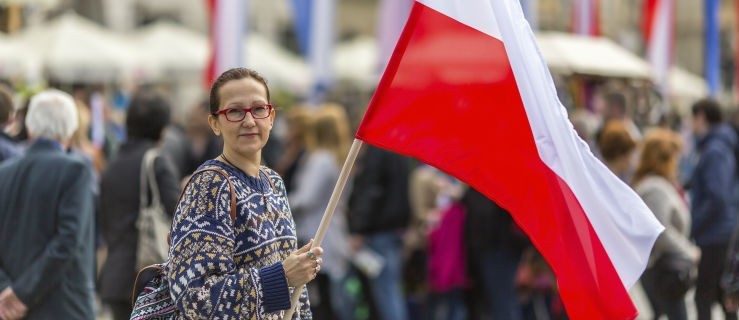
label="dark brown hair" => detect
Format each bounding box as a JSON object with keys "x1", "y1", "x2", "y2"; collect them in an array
[
  {"x1": 691, "y1": 98, "x2": 723, "y2": 125},
  {"x1": 597, "y1": 120, "x2": 637, "y2": 161},
  {"x1": 209, "y1": 68, "x2": 270, "y2": 115},
  {"x1": 0, "y1": 85, "x2": 13, "y2": 124}
]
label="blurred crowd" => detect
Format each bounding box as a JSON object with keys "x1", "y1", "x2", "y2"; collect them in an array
[{"x1": 1, "y1": 76, "x2": 739, "y2": 320}]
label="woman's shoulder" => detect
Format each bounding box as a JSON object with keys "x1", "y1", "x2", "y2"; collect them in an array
[
  {"x1": 259, "y1": 165, "x2": 282, "y2": 179},
  {"x1": 635, "y1": 175, "x2": 672, "y2": 191},
  {"x1": 260, "y1": 165, "x2": 286, "y2": 191},
  {"x1": 187, "y1": 161, "x2": 232, "y2": 189},
  {"x1": 635, "y1": 175, "x2": 682, "y2": 203}
]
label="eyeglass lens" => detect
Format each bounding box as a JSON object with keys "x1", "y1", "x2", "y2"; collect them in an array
[{"x1": 226, "y1": 106, "x2": 270, "y2": 121}]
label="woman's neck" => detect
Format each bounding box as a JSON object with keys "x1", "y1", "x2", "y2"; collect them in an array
[{"x1": 220, "y1": 149, "x2": 261, "y2": 177}]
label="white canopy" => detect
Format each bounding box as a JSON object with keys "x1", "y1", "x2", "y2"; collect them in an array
[
  {"x1": 0, "y1": 33, "x2": 42, "y2": 81},
  {"x1": 535, "y1": 32, "x2": 652, "y2": 79},
  {"x1": 129, "y1": 21, "x2": 208, "y2": 79},
  {"x1": 17, "y1": 11, "x2": 146, "y2": 83},
  {"x1": 333, "y1": 36, "x2": 380, "y2": 88},
  {"x1": 669, "y1": 66, "x2": 709, "y2": 114},
  {"x1": 243, "y1": 34, "x2": 311, "y2": 94}
]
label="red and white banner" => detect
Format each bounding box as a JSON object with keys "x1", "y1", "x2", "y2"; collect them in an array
[
  {"x1": 377, "y1": 0, "x2": 413, "y2": 70},
  {"x1": 205, "y1": 0, "x2": 246, "y2": 87},
  {"x1": 571, "y1": 0, "x2": 600, "y2": 36},
  {"x1": 356, "y1": 0, "x2": 663, "y2": 318},
  {"x1": 643, "y1": 0, "x2": 674, "y2": 95}
]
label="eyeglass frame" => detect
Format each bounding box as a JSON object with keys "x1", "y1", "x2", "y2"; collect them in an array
[{"x1": 213, "y1": 104, "x2": 273, "y2": 122}]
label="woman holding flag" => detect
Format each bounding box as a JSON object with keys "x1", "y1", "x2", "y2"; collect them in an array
[{"x1": 165, "y1": 67, "x2": 323, "y2": 319}]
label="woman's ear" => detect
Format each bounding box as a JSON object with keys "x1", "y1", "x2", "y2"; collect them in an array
[
  {"x1": 268, "y1": 108, "x2": 276, "y2": 128},
  {"x1": 208, "y1": 114, "x2": 221, "y2": 136}
]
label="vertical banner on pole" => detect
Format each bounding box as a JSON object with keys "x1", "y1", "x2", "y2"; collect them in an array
[
  {"x1": 205, "y1": 0, "x2": 246, "y2": 87},
  {"x1": 571, "y1": 0, "x2": 600, "y2": 36},
  {"x1": 643, "y1": 0, "x2": 675, "y2": 109},
  {"x1": 705, "y1": 0, "x2": 721, "y2": 97}
]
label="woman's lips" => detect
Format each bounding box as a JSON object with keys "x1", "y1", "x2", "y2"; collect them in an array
[{"x1": 239, "y1": 133, "x2": 258, "y2": 137}]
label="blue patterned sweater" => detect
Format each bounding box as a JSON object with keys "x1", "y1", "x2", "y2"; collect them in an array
[{"x1": 166, "y1": 160, "x2": 311, "y2": 319}]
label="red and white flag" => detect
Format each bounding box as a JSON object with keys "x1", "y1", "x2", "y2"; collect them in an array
[
  {"x1": 643, "y1": 0, "x2": 674, "y2": 95},
  {"x1": 571, "y1": 0, "x2": 600, "y2": 36},
  {"x1": 355, "y1": 0, "x2": 663, "y2": 319},
  {"x1": 205, "y1": 0, "x2": 246, "y2": 86}
]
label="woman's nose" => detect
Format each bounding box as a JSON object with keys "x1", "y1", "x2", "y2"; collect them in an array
[{"x1": 241, "y1": 112, "x2": 256, "y2": 127}]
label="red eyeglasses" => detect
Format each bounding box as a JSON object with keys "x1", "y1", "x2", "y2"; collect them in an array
[{"x1": 214, "y1": 104, "x2": 273, "y2": 122}]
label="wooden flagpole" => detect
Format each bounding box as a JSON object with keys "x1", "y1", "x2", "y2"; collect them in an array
[{"x1": 283, "y1": 139, "x2": 364, "y2": 319}]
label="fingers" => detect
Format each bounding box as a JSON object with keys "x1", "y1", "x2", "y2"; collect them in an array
[{"x1": 295, "y1": 239, "x2": 313, "y2": 255}]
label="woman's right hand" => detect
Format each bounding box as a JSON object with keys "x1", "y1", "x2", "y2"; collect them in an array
[{"x1": 282, "y1": 240, "x2": 324, "y2": 287}]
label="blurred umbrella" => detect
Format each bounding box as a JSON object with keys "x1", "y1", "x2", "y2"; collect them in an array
[
  {"x1": 334, "y1": 36, "x2": 379, "y2": 88},
  {"x1": 535, "y1": 32, "x2": 652, "y2": 79},
  {"x1": 17, "y1": 11, "x2": 148, "y2": 83},
  {"x1": 0, "y1": 33, "x2": 42, "y2": 82},
  {"x1": 669, "y1": 66, "x2": 708, "y2": 115},
  {"x1": 243, "y1": 34, "x2": 311, "y2": 95},
  {"x1": 130, "y1": 21, "x2": 208, "y2": 79},
  {"x1": 0, "y1": 0, "x2": 59, "y2": 8}
]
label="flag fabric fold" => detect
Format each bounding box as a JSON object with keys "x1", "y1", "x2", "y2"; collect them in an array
[
  {"x1": 643, "y1": 0, "x2": 674, "y2": 96},
  {"x1": 571, "y1": 0, "x2": 600, "y2": 36},
  {"x1": 355, "y1": 0, "x2": 663, "y2": 319},
  {"x1": 205, "y1": 0, "x2": 246, "y2": 86}
]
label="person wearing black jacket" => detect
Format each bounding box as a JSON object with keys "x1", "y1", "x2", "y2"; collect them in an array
[
  {"x1": 463, "y1": 188, "x2": 529, "y2": 320},
  {"x1": 98, "y1": 91, "x2": 180, "y2": 320},
  {"x1": 347, "y1": 145, "x2": 412, "y2": 320}
]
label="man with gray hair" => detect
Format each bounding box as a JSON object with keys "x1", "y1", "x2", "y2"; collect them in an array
[{"x1": 0, "y1": 89, "x2": 95, "y2": 319}]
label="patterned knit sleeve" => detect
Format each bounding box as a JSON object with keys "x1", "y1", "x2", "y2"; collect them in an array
[{"x1": 167, "y1": 171, "x2": 291, "y2": 319}]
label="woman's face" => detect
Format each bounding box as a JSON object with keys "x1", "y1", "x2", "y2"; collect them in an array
[{"x1": 208, "y1": 77, "x2": 274, "y2": 159}]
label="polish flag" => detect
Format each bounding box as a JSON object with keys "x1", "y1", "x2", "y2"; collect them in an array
[
  {"x1": 377, "y1": 0, "x2": 413, "y2": 70},
  {"x1": 571, "y1": 0, "x2": 600, "y2": 36},
  {"x1": 643, "y1": 0, "x2": 674, "y2": 96},
  {"x1": 355, "y1": 0, "x2": 663, "y2": 319},
  {"x1": 204, "y1": 0, "x2": 246, "y2": 87}
]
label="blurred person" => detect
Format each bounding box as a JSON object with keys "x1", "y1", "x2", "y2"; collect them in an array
[
  {"x1": 0, "y1": 89, "x2": 95, "y2": 319},
  {"x1": 274, "y1": 106, "x2": 310, "y2": 193},
  {"x1": 595, "y1": 92, "x2": 641, "y2": 146},
  {"x1": 71, "y1": 85, "x2": 106, "y2": 174},
  {"x1": 158, "y1": 98, "x2": 192, "y2": 180},
  {"x1": 184, "y1": 99, "x2": 222, "y2": 176},
  {"x1": 405, "y1": 163, "x2": 444, "y2": 319},
  {"x1": 425, "y1": 177, "x2": 467, "y2": 320},
  {"x1": 160, "y1": 123, "x2": 190, "y2": 179},
  {"x1": 633, "y1": 128, "x2": 700, "y2": 320},
  {"x1": 98, "y1": 91, "x2": 180, "y2": 320},
  {"x1": 407, "y1": 166, "x2": 465, "y2": 319},
  {"x1": 463, "y1": 188, "x2": 528, "y2": 320},
  {"x1": 0, "y1": 85, "x2": 22, "y2": 162},
  {"x1": 166, "y1": 67, "x2": 322, "y2": 318},
  {"x1": 571, "y1": 115, "x2": 597, "y2": 153},
  {"x1": 347, "y1": 145, "x2": 412, "y2": 320},
  {"x1": 689, "y1": 98, "x2": 739, "y2": 320},
  {"x1": 597, "y1": 120, "x2": 639, "y2": 182},
  {"x1": 723, "y1": 108, "x2": 739, "y2": 316},
  {"x1": 289, "y1": 103, "x2": 354, "y2": 319}
]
